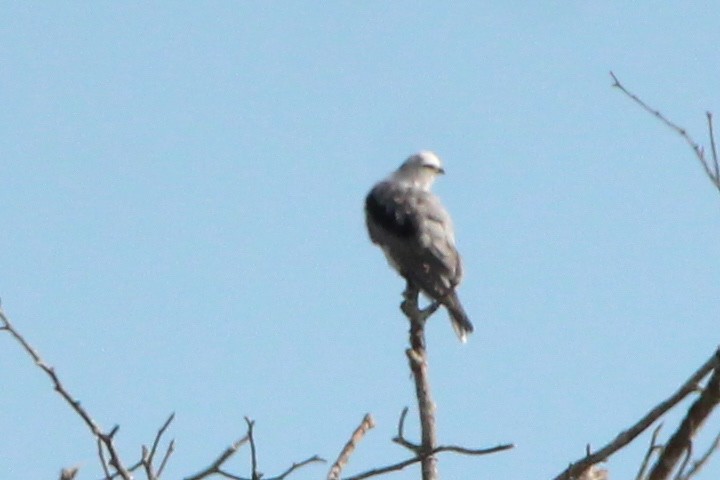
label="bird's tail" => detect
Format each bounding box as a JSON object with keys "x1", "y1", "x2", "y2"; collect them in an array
[{"x1": 443, "y1": 292, "x2": 474, "y2": 343}]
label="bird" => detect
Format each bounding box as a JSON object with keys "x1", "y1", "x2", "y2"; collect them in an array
[{"x1": 364, "y1": 151, "x2": 474, "y2": 342}]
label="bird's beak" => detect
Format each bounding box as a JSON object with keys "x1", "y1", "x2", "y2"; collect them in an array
[{"x1": 437, "y1": 167, "x2": 445, "y2": 175}]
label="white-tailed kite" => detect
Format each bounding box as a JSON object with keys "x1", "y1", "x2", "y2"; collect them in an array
[{"x1": 365, "y1": 151, "x2": 474, "y2": 342}]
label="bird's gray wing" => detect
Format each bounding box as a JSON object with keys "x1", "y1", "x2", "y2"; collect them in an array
[{"x1": 365, "y1": 181, "x2": 461, "y2": 299}]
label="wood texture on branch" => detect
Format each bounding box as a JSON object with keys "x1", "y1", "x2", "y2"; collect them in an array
[
  {"x1": 646, "y1": 354, "x2": 720, "y2": 480},
  {"x1": 553, "y1": 348, "x2": 718, "y2": 480}
]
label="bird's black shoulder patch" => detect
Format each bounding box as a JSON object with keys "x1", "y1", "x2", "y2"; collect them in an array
[{"x1": 365, "y1": 188, "x2": 417, "y2": 238}]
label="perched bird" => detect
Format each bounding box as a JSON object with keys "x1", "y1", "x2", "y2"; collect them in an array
[{"x1": 365, "y1": 151, "x2": 474, "y2": 342}]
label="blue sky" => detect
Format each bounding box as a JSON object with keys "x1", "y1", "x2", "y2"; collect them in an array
[{"x1": 2, "y1": 2, "x2": 720, "y2": 479}]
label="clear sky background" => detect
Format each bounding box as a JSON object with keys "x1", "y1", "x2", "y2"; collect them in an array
[{"x1": 2, "y1": 2, "x2": 720, "y2": 479}]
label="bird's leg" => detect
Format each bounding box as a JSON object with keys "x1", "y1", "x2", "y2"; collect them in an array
[
  {"x1": 401, "y1": 281, "x2": 441, "y2": 324},
  {"x1": 419, "y1": 301, "x2": 441, "y2": 320},
  {"x1": 402, "y1": 280, "x2": 419, "y2": 303},
  {"x1": 401, "y1": 281, "x2": 420, "y2": 321}
]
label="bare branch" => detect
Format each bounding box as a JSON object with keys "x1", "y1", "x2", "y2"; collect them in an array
[
  {"x1": 157, "y1": 439, "x2": 175, "y2": 478},
  {"x1": 98, "y1": 437, "x2": 112, "y2": 480},
  {"x1": 149, "y1": 413, "x2": 175, "y2": 466},
  {"x1": 553, "y1": 348, "x2": 718, "y2": 480},
  {"x1": 342, "y1": 442, "x2": 513, "y2": 480},
  {"x1": 673, "y1": 442, "x2": 693, "y2": 480},
  {"x1": 609, "y1": 71, "x2": 720, "y2": 192},
  {"x1": 142, "y1": 412, "x2": 176, "y2": 480},
  {"x1": 184, "y1": 435, "x2": 250, "y2": 480},
  {"x1": 268, "y1": 455, "x2": 325, "y2": 480},
  {"x1": 707, "y1": 112, "x2": 719, "y2": 180},
  {"x1": 636, "y1": 423, "x2": 664, "y2": 480},
  {"x1": 393, "y1": 406, "x2": 420, "y2": 452},
  {"x1": 327, "y1": 413, "x2": 375, "y2": 480},
  {"x1": 647, "y1": 355, "x2": 720, "y2": 480},
  {"x1": 184, "y1": 420, "x2": 321, "y2": 480},
  {"x1": 401, "y1": 283, "x2": 439, "y2": 480},
  {"x1": 430, "y1": 443, "x2": 514, "y2": 456},
  {"x1": 681, "y1": 432, "x2": 720, "y2": 480},
  {"x1": 0, "y1": 307, "x2": 131, "y2": 480},
  {"x1": 342, "y1": 455, "x2": 422, "y2": 480},
  {"x1": 244, "y1": 417, "x2": 260, "y2": 480}
]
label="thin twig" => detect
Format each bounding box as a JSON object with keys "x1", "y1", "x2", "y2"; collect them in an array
[
  {"x1": 98, "y1": 438, "x2": 112, "y2": 480},
  {"x1": 393, "y1": 406, "x2": 420, "y2": 451},
  {"x1": 268, "y1": 455, "x2": 325, "y2": 480},
  {"x1": 342, "y1": 442, "x2": 513, "y2": 480},
  {"x1": 673, "y1": 442, "x2": 693, "y2": 480},
  {"x1": 244, "y1": 417, "x2": 260, "y2": 480},
  {"x1": 327, "y1": 413, "x2": 375, "y2": 480},
  {"x1": 610, "y1": 71, "x2": 720, "y2": 192},
  {"x1": 707, "y1": 112, "x2": 719, "y2": 179},
  {"x1": 142, "y1": 413, "x2": 175, "y2": 480},
  {"x1": 681, "y1": 432, "x2": 720, "y2": 480},
  {"x1": 184, "y1": 435, "x2": 250, "y2": 480},
  {"x1": 553, "y1": 348, "x2": 718, "y2": 480},
  {"x1": 147, "y1": 412, "x2": 175, "y2": 469},
  {"x1": 0, "y1": 308, "x2": 131, "y2": 480},
  {"x1": 636, "y1": 423, "x2": 664, "y2": 480},
  {"x1": 647, "y1": 355, "x2": 720, "y2": 480},
  {"x1": 157, "y1": 439, "x2": 175, "y2": 478}
]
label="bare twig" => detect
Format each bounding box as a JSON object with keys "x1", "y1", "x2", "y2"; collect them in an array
[
  {"x1": 98, "y1": 437, "x2": 112, "y2": 479},
  {"x1": 244, "y1": 417, "x2": 260, "y2": 480},
  {"x1": 157, "y1": 439, "x2": 175, "y2": 478},
  {"x1": 553, "y1": 348, "x2": 718, "y2": 480},
  {"x1": 328, "y1": 413, "x2": 375, "y2": 480},
  {"x1": 0, "y1": 307, "x2": 131, "y2": 480},
  {"x1": 680, "y1": 432, "x2": 720, "y2": 480},
  {"x1": 393, "y1": 406, "x2": 420, "y2": 451},
  {"x1": 673, "y1": 442, "x2": 693, "y2": 480},
  {"x1": 647, "y1": 355, "x2": 720, "y2": 480},
  {"x1": 149, "y1": 413, "x2": 175, "y2": 466},
  {"x1": 185, "y1": 421, "x2": 322, "y2": 480},
  {"x1": 610, "y1": 71, "x2": 720, "y2": 192},
  {"x1": 343, "y1": 455, "x2": 423, "y2": 480},
  {"x1": 341, "y1": 442, "x2": 513, "y2": 480},
  {"x1": 142, "y1": 412, "x2": 176, "y2": 480},
  {"x1": 636, "y1": 423, "x2": 664, "y2": 480},
  {"x1": 401, "y1": 283, "x2": 439, "y2": 480},
  {"x1": 184, "y1": 435, "x2": 250, "y2": 480},
  {"x1": 268, "y1": 455, "x2": 325, "y2": 480},
  {"x1": 371, "y1": 282, "x2": 512, "y2": 480},
  {"x1": 707, "y1": 112, "x2": 719, "y2": 180}
]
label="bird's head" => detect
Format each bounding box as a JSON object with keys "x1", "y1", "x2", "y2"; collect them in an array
[{"x1": 392, "y1": 151, "x2": 445, "y2": 190}]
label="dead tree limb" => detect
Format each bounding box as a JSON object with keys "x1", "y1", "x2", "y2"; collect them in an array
[
  {"x1": 635, "y1": 424, "x2": 664, "y2": 480},
  {"x1": 609, "y1": 71, "x2": 720, "y2": 193},
  {"x1": 400, "y1": 283, "x2": 441, "y2": 480},
  {"x1": 679, "y1": 432, "x2": 720, "y2": 480},
  {"x1": 607, "y1": 72, "x2": 720, "y2": 479},
  {"x1": 184, "y1": 423, "x2": 323, "y2": 480},
  {"x1": 184, "y1": 434, "x2": 250, "y2": 480},
  {"x1": 330, "y1": 281, "x2": 513, "y2": 479},
  {"x1": 141, "y1": 412, "x2": 176, "y2": 480},
  {"x1": 0, "y1": 306, "x2": 132, "y2": 480},
  {"x1": 646, "y1": 352, "x2": 720, "y2": 480},
  {"x1": 553, "y1": 348, "x2": 718, "y2": 480},
  {"x1": 1, "y1": 304, "x2": 321, "y2": 480},
  {"x1": 340, "y1": 441, "x2": 513, "y2": 480},
  {"x1": 328, "y1": 414, "x2": 375, "y2": 480}
]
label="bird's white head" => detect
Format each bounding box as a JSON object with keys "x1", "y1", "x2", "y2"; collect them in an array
[{"x1": 392, "y1": 151, "x2": 445, "y2": 190}]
